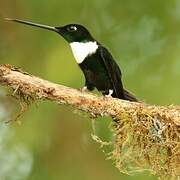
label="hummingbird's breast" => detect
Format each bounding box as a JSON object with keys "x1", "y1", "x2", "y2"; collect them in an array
[{"x1": 70, "y1": 41, "x2": 98, "y2": 64}]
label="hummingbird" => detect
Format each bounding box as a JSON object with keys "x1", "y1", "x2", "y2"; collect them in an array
[{"x1": 5, "y1": 18, "x2": 138, "y2": 102}]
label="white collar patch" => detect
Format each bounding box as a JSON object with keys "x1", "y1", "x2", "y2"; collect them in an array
[{"x1": 70, "y1": 41, "x2": 98, "y2": 64}]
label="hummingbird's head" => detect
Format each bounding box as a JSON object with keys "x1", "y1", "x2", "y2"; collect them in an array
[
  {"x1": 5, "y1": 18, "x2": 94, "y2": 43},
  {"x1": 5, "y1": 18, "x2": 98, "y2": 64},
  {"x1": 56, "y1": 24, "x2": 94, "y2": 43}
]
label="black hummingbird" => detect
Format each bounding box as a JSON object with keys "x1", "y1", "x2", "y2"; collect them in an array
[{"x1": 5, "y1": 18, "x2": 137, "y2": 101}]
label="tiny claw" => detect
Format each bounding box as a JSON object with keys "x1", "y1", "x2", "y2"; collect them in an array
[
  {"x1": 103, "y1": 89, "x2": 113, "y2": 99},
  {"x1": 80, "y1": 86, "x2": 88, "y2": 92}
]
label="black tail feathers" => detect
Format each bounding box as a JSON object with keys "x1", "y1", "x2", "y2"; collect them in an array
[{"x1": 123, "y1": 89, "x2": 138, "y2": 102}]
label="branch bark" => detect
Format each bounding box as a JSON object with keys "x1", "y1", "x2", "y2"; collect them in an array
[
  {"x1": 0, "y1": 64, "x2": 179, "y2": 179},
  {"x1": 0, "y1": 64, "x2": 179, "y2": 125}
]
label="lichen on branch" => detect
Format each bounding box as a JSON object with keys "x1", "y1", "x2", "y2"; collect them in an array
[{"x1": 0, "y1": 64, "x2": 179, "y2": 179}]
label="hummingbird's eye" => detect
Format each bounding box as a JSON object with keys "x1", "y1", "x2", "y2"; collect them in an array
[{"x1": 67, "y1": 26, "x2": 77, "y2": 32}]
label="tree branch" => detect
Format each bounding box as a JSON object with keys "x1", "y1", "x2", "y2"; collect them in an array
[{"x1": 0, "y1": 64, "x2": 179, "y2": 179}]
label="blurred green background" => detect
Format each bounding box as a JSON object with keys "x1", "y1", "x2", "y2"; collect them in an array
[{"x1": 0, "y1": 0, "x2": 180, "y2": 179}]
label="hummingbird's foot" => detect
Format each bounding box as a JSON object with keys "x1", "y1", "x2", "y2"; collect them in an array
[
  {"x1": 105, "y1": 89, "x2": 113, "y2": 98},
  {"x1": 102, "y1": 89, "x2": 113, "y2": 100},
  {"x1": 80, "y1": 86, "x2": 88, "y2": 92}
]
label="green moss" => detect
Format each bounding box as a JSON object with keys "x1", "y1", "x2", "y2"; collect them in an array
[
  {"x1": 109, "y1": 108, "x2": 180, "y2": 179},
  {"x1": 7, "y1": 88, "x2": 37, "y2": 124}
]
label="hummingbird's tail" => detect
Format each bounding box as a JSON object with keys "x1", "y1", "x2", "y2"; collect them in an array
[{"x1": 123, "y1": 89, "x2": 138, "y2": 102}]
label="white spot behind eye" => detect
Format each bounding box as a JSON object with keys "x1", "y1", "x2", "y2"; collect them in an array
[{"x1": 68, "y1": 26, "x2": 77, "y2": 31}]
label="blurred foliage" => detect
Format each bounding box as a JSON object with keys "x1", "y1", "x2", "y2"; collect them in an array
[
  {"x1": 0, "y1": 90, "x2": 33, "y2": 180},
  {"x1": 0, "y1": 0, "x2": 180, "y2": 179}
]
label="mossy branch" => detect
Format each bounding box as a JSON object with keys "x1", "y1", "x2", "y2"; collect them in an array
[{"x1": 0, "y1": 64, "x2": 179, "y2": 179}]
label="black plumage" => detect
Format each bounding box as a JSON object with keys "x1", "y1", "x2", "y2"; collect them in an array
[
  {"x1": 79, "y1": 45, "x2": 137, "y2": 101},
  {"x1": 5, "y1": 18, "x2": 138, "y2": 102}
]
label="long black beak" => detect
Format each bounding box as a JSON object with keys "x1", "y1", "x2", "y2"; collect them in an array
[{"x1": 5, "y1": 18, "x2": 58, "y2": 33}]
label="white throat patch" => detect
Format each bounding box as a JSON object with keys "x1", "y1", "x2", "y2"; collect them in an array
[{"x1": 70, "y1": 41, "x2": 98, "y2": 64}]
